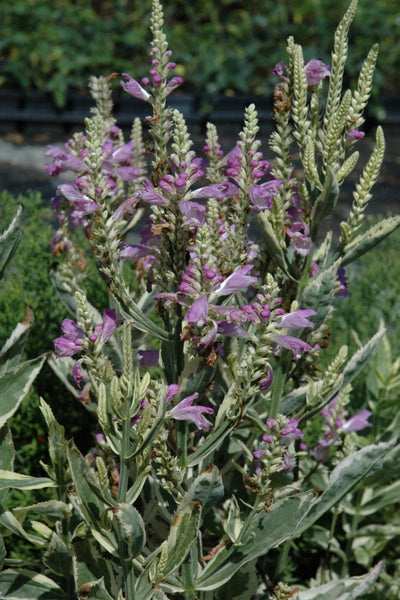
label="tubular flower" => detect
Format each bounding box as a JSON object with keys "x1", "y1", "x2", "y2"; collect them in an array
[{"x1": 169, "y1": 393, "x2": 214, "y2": 430}]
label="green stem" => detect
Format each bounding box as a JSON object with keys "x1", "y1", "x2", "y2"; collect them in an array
[
  {"x1": 118, "y1": 414, "x2": 132, "y2": 502},
  {"x1": 118, "y1": 413, "x2": 136, "y2": 599},
  {"x1": 274, "y1": 539, "x2": 291, "y2": 582},
  {"x1": 176, "y1": 420, "x2": 188, "y2": 467}
]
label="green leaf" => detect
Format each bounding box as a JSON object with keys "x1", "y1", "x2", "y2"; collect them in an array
[
  {"x1": 0, "y1": 569, "x2": 68, "y2": 599},
  {"x1": 340, "y1": 215, "x2": 400, "y2": 267},
  {"x1": 341, "y1": 329, "x2": 385, "y2": 389},
  {"x1": 67, "y1": 442, "x2": 118, "y2": 554},
  {"x1": 0, "y1": 470, "x2": 56, "y2": 491},
  {"x1": 163, "y1": 502, "x2": 202, "y2": 577},
  {"x1": 0, "y1": 533, "x2": 5, "y2": 570},
  {"x1": 0, "y1": 426, "x2": 14, "y2": 471},
  {"x1": 310, "y1": 168, "x2": 339, "y2": 235},
  {"x1": 114, "y1": 503, "x2": 145, "y2": 558},
  {"x1": 114, "y1": 295, "x2": 173, "y2": 341},
  {"x1": 223, "y1": 495, "x2": 242, "y2": 543},
  {"x1": 0, "y1": 308, "x2": 34, "y2": 374},
  {"x1": 186, "y1": 420, "x2": 233, "y2": 467},
  {"x1": 0, "y1": 426, "x2": 14, "y2": 504},
  {"x1": 72, "y1": 539, "x2": 118, "y2": 598},
  {"x1": 43, "y1": 532, "x2": 73, "y2": 578},
  {"x1": 50, "y1": 266, "x2": 78, "y2": 317},
  {"x1": 196, "y1": 492, "x2": 313, "y2": 591},
  {"x1": 355, "y1": 480, "x2": 400, "y2": 516},
  {"x1": 257, "y1": 213, "x2": 296, "y2": 280},
  {"x1": 215, "y1": 559, "x2": 258, "y2": 600},
  {"x1": 298, "y1": 561, "x2": 384, "y2": 599},
  {"x1": 0, "y1": 509, "x2": 45, "y2": 547},
  {"x1": 300, "y1": 261, "x2": 338, "y2": 328},
  {"x1": 294, "y1": 440, "x2": 396, "y2": 537},
  {"x1": 76, "y1": 578, "x2": 114, "y2": 600},
  {"x1": 0, "y1": 204, "x2": 23, "y2": 283},
  {"x1": 0, "y1": 355, "x2": 46, "y2": 428},
  {"x1": 13, "y1": 500, "x2": 71, "y2": 523},
  {"x1": 181, "y1": 465, "x2": 224, "y2": 515}
]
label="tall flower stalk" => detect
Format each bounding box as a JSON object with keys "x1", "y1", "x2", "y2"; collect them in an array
[{"x1": 1, "y1": 2, "x2": 399, "y2": 599}]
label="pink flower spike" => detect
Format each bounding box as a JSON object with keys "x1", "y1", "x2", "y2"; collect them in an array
[
  {"x1": 212, "y1": 265, "x2": 258, "y2": 298},
  {"x1": 185, "y1": 295, "x2": 209, "y2": 327},
  {"x1": 276, "y1": 309, "x2": 316, "y2": 330},
  {"x1": 169, "y1": 393, "x2": 214, "y2": 430},
  {"x1": 342, "y1": 410, "x2": 372, "y2": 433},
  {"x1": 120, "y1": 73, "x2": 151, "y2": 102},
  {"x1": 304, "y1": 59, "x2": 331, "y2": 85}
]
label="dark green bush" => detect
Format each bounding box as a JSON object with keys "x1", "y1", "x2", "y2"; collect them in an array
[
  {"x1": 0, "y1": 190, "x2": 106, "y2": 472},
  {"x1": 0, "y1": 0, "x2": 398, "y2": 112}
]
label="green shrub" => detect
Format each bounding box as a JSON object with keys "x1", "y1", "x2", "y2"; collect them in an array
[
  {"x1": 0, "y1": 190, "x2": 105, "y2": 468},
  {"x1": 0, "y1": 0, "x2": 398, "y2": 112}
]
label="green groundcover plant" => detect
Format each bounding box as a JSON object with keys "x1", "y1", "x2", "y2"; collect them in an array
[{"x1": 1, "y1": 1, "x2": 400, "y2": 598}]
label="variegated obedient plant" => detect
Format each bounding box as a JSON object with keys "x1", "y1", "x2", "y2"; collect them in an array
[{"x1": 1, "y1": 1, "x2": 399, "y2": 598}]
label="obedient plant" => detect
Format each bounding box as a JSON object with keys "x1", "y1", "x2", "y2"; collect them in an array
[{"x1": 1, "y1": 0, "x2": 400, "y2": 598}]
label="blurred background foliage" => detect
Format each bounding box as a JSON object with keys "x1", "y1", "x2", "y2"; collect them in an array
[{"x1": 0, "y1": 0, "x2": 399, "y2": 114}]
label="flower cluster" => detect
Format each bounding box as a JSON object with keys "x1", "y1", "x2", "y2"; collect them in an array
[{"x1": 309, "y1": 396, "x2": 372, "y2": 462}]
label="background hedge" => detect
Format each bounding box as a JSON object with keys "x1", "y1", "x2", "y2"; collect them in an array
[{"x1": 0, "y1": 0, "x2": 399, "y2": 114}]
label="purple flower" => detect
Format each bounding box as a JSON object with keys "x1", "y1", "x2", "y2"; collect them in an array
[
  {"x1": 54, "y1": 319, "x2": 85, "y2": 357},
  {"x1": 335, "y1": 268, "x2": 351, "y2": 298},
  {"x1": 347, "y1": 129, "x2": 365, "y2": 142},
  {"x1": 45, "y1": 145, "x2": 85, "y2": 176},
  {"x1": 185, "y1": 295, "x2": 209, "y2": 327},
  {"x1": 198, "y1": 321, "x2": 218, "y2": 349},
  {"x1": 249, "y1": 180, "x2": 282, "y2": 211},
  {"x1": 73, "y1": 360, "x2": 85, "y2": 388},
  {"x1": 180, "y1": 201, "x2": 206, "y2": 227},
  {"x1": 276, "y1": 309, "x2": 316, "y2": 330},
  {"x1": 119, "y1": 243, "x2": 154, "y2": 261},
  {"x1": 212, "y1": 265, "x2": 258, "y2": 298},
  {"x1": 272, "y1": 61, "x2": 287, "y2": 77},
  {"x1": 342, "y1": 410, "x2": 372, "y2": 433},
  {"x1": 120, "y1": 73, "x2": 151, "y2": 102},
  {"x1": 279, "y1": 419, "x2": 304, "y2": 444},
  {"x1": 96, "y1": 309, "x2": 122, "y2": 344},
  {"x1": 138, "y1": 350, "x2": 159, "y2": 367},
  {"x1": 217, "y1": 322, "x2": 249, "y2": 338},
  {"x1": 286, "y1": 221, "x2": 312, "y2": 256},
  {"x1": 166, "y1": 384, "x2": 180, "y2": 405},
  {"x1": 304, "y1": 59, "x2": 331, "y2": 86},
  {"x1": 193, "y1": 182, "x2": 239, "y2": 201},
  {"x1": 136, "y1": 180, "x2": 169, "y2": 206},
  {"x1": 169, "y1": 393, "x2": 214, "y2": 430},
  {"x1": 113, "y1": 166, "x2": 141, "y2": 182},
  {"x1": 111, "y1": 141, "x2": 135, "y2": 162},
  {"x1": 58, "y1": 183, "x2": 99, "y2": 218},
  {"x1": 96, "y1": 433, "x2": 106, "y2": 445},
  {"x1": 113, "y1": 197, "x2": 138, "y2": 221},
  {"x1": 273, "y1": 334, "x2": 312, "y2": 357},
  {"x1": 259, "y1": 367, "x2": 274, "y2": 391},
  {"x1": 166, "y1": 76, "x2": 183, "y2": 91}
]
